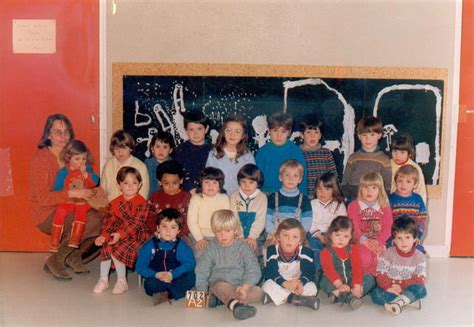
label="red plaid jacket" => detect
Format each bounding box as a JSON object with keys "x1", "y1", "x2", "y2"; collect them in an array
[{"x1": 99, "y1": 194, "x2": 150, "y2": 268}]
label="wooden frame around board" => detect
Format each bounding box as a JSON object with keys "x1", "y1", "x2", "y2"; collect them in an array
[{"x1": 112, "y1": 63, "x2": 448, "y2": 199}]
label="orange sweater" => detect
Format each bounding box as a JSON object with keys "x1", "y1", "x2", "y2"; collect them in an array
[{"x1": 30, "y1": 148, "x2": 69, "y2": 225}]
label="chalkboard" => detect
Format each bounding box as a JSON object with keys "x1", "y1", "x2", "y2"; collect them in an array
[{"x1": 113, "y1": 63, "x2": 447, "y2": 197}]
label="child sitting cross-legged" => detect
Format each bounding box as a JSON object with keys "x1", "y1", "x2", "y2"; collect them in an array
[
  {"x1": 262, "y1": 218, "x2": 320, "y2": 310},
  {"x1": 136, "y1": 208, "x2": 196, "y2": 305},
  {"x1": 195, "y1": 209, "x2": 263, "y2": 321},
  {"x1": 370, "y1": 216, "x2": 427, "y2": 315}
]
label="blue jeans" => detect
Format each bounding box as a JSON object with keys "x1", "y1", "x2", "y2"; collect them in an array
[
  {"x1": 306, "y1": 233, "x2": 324, "y2": 272},
  {"x1": 371, "y1": 284, "x2": 427, "y2": 305},
  {"x1": 144, "y1": 272, "x2": 195, "y2": 300}
]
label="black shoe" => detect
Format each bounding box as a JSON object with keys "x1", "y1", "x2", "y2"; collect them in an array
[
  {"x1": 233, "y1": 303, "x2": 257, "y2": 320},
  {"x1": 152, "y1": 291, "x2": 169, "y2": 306},
  {"x1": 343, "y1": 294, "x2": 363, "y2": 310},
  {"x1": 207, "y1": 293, "x2": 224, "y2": 308},
  {"x1": 291, "y1": 295, "x2": 320, "y2": 310},
  {"x1": 262, "y1": 293, "x2": 273, "y2": 305}
]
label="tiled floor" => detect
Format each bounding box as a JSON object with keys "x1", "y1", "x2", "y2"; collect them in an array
[{"x1": 0, "y1": 253, "x2": 472, "y2": 326}]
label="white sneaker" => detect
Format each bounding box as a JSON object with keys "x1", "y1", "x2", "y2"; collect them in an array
[
  {"x1": 112, "y1": 278, "x2": 129, "y2": 294},
  {"x1": 93, "y1": 278, "x2": 109, "y2": 294}
]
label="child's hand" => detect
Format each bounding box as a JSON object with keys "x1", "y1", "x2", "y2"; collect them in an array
[
  {"x1": 337, "y1": 284, "x2": 351, "y2": 293},
  {"x1": 80, "y1": 164, "x2": 87, "y2": 177},
  {"x1": 156, "y1": 271, "x2": 173, "y2": 283},
  {"x1": 196, "y1": 239, "x2": 208, "y2": 250},
  {"x1": 69, "y1": 188, "x2": 94, "y2": 200},
  {"x1": 282, "y1": 279, "x2": 302, "y2": 293},
  {"x1": 374, "y1": 243, "x2": 386, "y2": 255},
  {"x1": 245, "y1": 238, "x2": 257, "y2": 250},
  {"x1": 108, "y1": 232, "x2": 121, "y2": 245},
  {"x1": 94, "y1": 186, "x2": 106, "y2": 198},
  {"x1": 293, "y1": 281, "x2": 304, "y2": 295},
  {"x1": 351, "y1": 284, "x2": 362, "y2": 298},
  {"x1": 387, "y1": 284, "x2": 402, "y2": 295},
  {"x1": 95, "y1": 236, "x2": 106, "y2": 246},
  {"x1": 236, "y1": 284, "x2": 250, "y2": 302}
]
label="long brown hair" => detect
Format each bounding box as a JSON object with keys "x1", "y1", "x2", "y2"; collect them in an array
[
  {"x1": 37, "y1": 114, "x2": 75, "y2": 149},
  {"x1": 213, "y1": 115, "x2": 249, "y2": 160}
]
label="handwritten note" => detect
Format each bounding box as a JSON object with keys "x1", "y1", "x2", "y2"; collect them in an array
[{"x1": 12, "y1": 19, "x2": 56, "y2": 54}]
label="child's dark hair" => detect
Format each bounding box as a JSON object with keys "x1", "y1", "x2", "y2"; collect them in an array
[
  {"x1": 213, "y1": 115, "x2": 249, "y2": 160},
  {"x1": 183, "y1": 110, "x2": 210, "y2": 129},
  {"x1": 275, "y1": 218, "x2": 307, "y2": 245},
  {"x1": 392, "y1": 216, "x2": 418, "y2": 239},
  {"x1": 156, "y1": 208, "x2": 183, "y2": 230},
  {"x1": 60, "y1": 140, "x2": 93, "y2": 165},
  {"x1": 109, "y1": 130, "x2": 135, "y2": 153},
  {"x1": 156, "y1": 160, "x2": 184, "y2": 181},
  {"x1": 391, "y1": 133, "x2": 416, "y2": 159},
  {"x1": 149, "y1": 131, "x2": 175, "y2": 153},
  {"x1": 356, "y1": 116, "x2": 383, "y2": 134},
  {"x1": 237, "y1": 164, "x2": 264, "y2": 188},
  {"x1": 116, "y1": 166, "x2": 142, "y2": 184},
  {"x1": 317, "y1": 172, "x2": 345, "y2": 206},
  {"x1": 325, "y1": 216, "x2": 357, "y2": 246},
  {"x1": 38, "y1": 114, "x2": 75, "y2": 149},
  {"x1": 300, "y1": 113, "x2": 324, "y2": 135},
  {"x1": 268, "y1": 112, "x2": 293, "y2": 131},
  {"x1": 196, "y1": 167, "x2": 226, "y2": 194}
]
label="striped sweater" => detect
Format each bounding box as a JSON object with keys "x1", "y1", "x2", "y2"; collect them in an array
[
  {"x1": 389, "y1": 192, "x2": 428, "y2": 239},
  {"x1": 300, "y1": 145, "x2": 338, "y2": 199},
  {"x1": 376, "y1": 246, "x2": 426, "y2": 291}
]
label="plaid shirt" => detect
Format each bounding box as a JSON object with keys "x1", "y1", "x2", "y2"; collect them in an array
[{"x1": 100, "y1": 194, "x2": 150, "y2": 268}]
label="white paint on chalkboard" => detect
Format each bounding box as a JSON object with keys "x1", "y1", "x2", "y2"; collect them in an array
[
  {"x1": 172, "y1": 84, "x2": 188, "y2": 142},
  {"x1": 252, "y1": 115, "x2": 270, "y2": 148},
  {"x1": 134, "y1": 101, "x2": 152, "y2": 127},
  {"x1": 153, "y1": 103, "x2": 175, "y2": 138},
  {"x1": 282, "y1": 78, "x2": 356, "y2": 166},
  {"x1": 137, "y1": 127, "x2": 158, "y2": 158},
  {"x1": 210, "y1": 129, "x2": 219, "y2": 145},
  {"x1": 373, "y1": 84, "x2": 442, "y2": 184},
  {"x1": 383, "y1": 124, "x2": 399, "y2": 151},
  {"x1": 324, "y1": 140, "x2": 342, "y2": 153},
  {"x1": 416, "y1": 142, "x2": 431, "y2": 165}
]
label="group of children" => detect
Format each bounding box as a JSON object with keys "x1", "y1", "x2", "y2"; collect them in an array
[{"x1": 49, "y1": 110, "x2": 428, "y2": 320}]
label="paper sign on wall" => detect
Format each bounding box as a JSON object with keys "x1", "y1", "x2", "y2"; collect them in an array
[
  {"x1": 12, "y1": 19, "x2": 56, "y2": 54},
  {"x1": 0, "y1": 148, "x2": 14, "y2": 197}
]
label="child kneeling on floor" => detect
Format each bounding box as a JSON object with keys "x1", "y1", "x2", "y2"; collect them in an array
[
  {"x1": 262, "y1": 218, "x2": 320, "y2": 310},
  {"x1": 370, "y1": 216, "x2": 427, "y2": 315},
  {"x1": 195, "y1": 209, "x2": 263, "y2": 321},
  {"x1": 136, "y1": 208, "x2": 196, "y2": 305}
]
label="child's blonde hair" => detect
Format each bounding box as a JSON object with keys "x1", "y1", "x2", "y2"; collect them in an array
[
  {"x1": 394, "y1": 165, "x2": 419, "y2": 186},
  {"x1": 60, "y1": 140, "x2": 93, "y2": 165},
  {"x1": 211, "y1": 209, "x2": 243, "y2": 237},
  {"x1": 357, "y1": 172, "x2": 389, "y2": 207},
  {"x1": 279, "y1": 159, "x2": 304, "y2": 177}
]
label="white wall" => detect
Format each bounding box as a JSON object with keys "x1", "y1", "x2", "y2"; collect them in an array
[{"x1": 104, "y1": 0, "x2": 460, "y2": 255}]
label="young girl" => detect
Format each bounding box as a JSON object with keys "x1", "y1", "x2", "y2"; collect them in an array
[
  {"x1": 93, "y1": 167, "x2": 150, "y2": 295},
  {"x1": 229, "y1": 164, "x2": 267, "y2": 252},
  {"x1": 101, "y1": 130, "x2": 149, "y2": 202},
  {"x1": 390, "y1": 133, "x2": 427, "y2": 204},
  {"x1": 262, "y1": 218, "x2": 319, "y2": 310},
  {"x1": 50, "y1": 140, "x2": 99, "y2": 251},
  {"x1": 347, "y1": 172, "x2": 393, "y2": 275},
  {"x1": 145, "y1": 131, "x2": 175, "y2": 198},
  {"x1": 206, "y1": 115, "x2": 255, "y2": 195},
  {"x1": 307, "y1": 172, "x2": 347, "y2": 272},
  {"x1": 187, "y1": 167, "x2": 230, "y2": 257},
  {"x1": 320, "y1": 216, "x2": 375, "y2": 310},
  {"x1": 196, "y1": 209, "x2": 263, "y2": 321}
]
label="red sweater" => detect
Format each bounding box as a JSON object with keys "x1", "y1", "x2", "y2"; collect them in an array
[
  {"x1": 320, "y1": 244, "x2": 363, "y2": 287},
  {"x1": 148, "y1": 189, "x2": 191, "y2": 237}
]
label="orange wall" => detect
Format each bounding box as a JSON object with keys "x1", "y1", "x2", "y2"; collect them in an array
[{"x1": 0, "y1": 0, "x2": 99, "y2": 251}]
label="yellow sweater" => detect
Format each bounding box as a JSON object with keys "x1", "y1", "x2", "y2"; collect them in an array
[{"x1": 187, "y1": 193, "x2": 230, "y2": 241}]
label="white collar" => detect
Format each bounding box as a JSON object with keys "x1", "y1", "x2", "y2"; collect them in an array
[
  {"x1": 238, "y1": 188, "x2": 261, "y2": 200},
  {"x1": 358, "y1": 199, "x2": 381, "y2": 211}
]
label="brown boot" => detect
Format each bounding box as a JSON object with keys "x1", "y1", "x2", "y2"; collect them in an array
[
  {"x1": 44, "y1": 241, "x2": 74, "y2": 280},
  {"x1": 49, "y1": 224, "x2": 63, "y2": 252},
  {"x1": 68, "y1": 221, "x2": 86, "y2": 248},
  {"x1": 79, "y1": 237, "x2": 101, "y2": 264},
  {"x1": 65, "y1": 249, "x2": 90, "y2": 274}
]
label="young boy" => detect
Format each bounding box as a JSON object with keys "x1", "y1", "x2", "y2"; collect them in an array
[
  {"x1": 173, "y1": 111, "x2": 212, "y2": 193},
  {"x1": 342, "y1": 116, "x2": 391, "y2": 200},
  {"x1": 101, "y1": 130, "x2": 149, "y2": 202},
  {"x1": 299, "y1": 114, "x2": 338, "y2": 199},
  {"x1": 370, "y1": 216, "x2": 427, "y2": 315},
  {"x1": 265, "y1": 160, "x2": 312, "y2": 241},
  {"x1": 256, "y1": 112, "x2": 308, "y2": 195},
  {"x1": 136, "y1": 208, "x2": 196, "y2": 305},
  {"x1": 389, "y1": 165, "x2": 428, "y2": 242},
  {"x1": 145, "y1": 131, "x2": 175, "y2": 198},
  {"x1": 147, "y1": 160, "x2": 191, "y2": 238},
  {"x1": 390, "y1": 133, "x2": 427, "y2": 204},
  {"x1": 195, "y1": 209, "x2": 263, "y2": 321}
]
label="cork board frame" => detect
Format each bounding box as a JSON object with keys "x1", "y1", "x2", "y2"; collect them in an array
[{"x1": 112, "y1": 63, "x2": 448, "y2": 199}]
